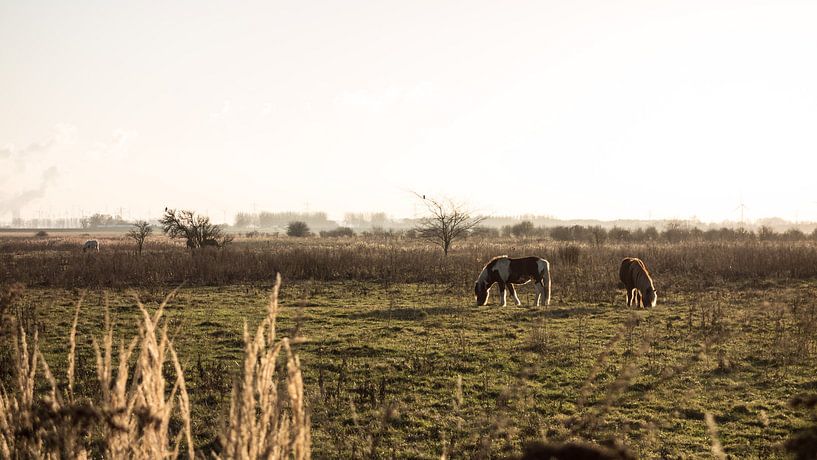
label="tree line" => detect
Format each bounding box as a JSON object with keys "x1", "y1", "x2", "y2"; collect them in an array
[{"x1": 472, "y1": 221, "x2": 817, "y2": 244}]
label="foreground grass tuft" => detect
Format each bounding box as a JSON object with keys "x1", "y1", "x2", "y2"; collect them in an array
[{"x1": 0, "y1": 276, "x2": 308, "y2": 459}]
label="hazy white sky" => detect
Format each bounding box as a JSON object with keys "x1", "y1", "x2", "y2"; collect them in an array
[{"x1": 2, "y1": 0, "x2": 816, "y2": 223}]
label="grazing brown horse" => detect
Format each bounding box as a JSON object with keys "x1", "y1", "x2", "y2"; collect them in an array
[
  {"x1": 475, "y1": 256, "x2": 551, "y2": 307},
  {"x1": 619, "y1": 257, "x2": 657, "y2": 308}
]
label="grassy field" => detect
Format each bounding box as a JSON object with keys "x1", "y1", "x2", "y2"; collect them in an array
[
  {"x1": 10, "y1": 269, "x2": 817, "y2": 458},
  {"x1": 2, "y1": 232, "x2": 817, "y2": 457}
]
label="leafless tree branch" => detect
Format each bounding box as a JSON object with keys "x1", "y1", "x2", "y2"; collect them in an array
[{"x1": 413, "y1": 194, "x2": 485, "y2": 255}]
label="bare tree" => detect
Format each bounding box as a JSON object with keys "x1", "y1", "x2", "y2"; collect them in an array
[
  {"x1": 127, "y1": 220, "x2": 152, "y2": 255},
  {"x1": 160, "y1": 208, "x2": 233, "y2": 249},
  {"x1": 414, "y1": 195, "x2": 485, "y2": 255}
]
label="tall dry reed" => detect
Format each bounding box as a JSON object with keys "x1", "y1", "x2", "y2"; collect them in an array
[
  {"x1": 0, "y1": 276, "x2": 310, "y2": 459},
  {"x1": 219, "y1": 273, "x2": 310, "y2": 459}
]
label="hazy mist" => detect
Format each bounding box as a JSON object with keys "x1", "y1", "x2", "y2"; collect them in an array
[{"x1": 2, "y1": 1, "x2": 816, "y2": 223}]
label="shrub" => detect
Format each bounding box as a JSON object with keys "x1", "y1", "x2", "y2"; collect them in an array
[
  {"x1": 320, "y1": 227, "x2": 355, "y2": 238},
  {"x1": 783, "y1": 228, "x2": 806, "y2": 241},
  {"x1": 758, "y1": 226, "x2": 776, "y2": 241},
  {"x1": 511, "y1": 221, "x2": 536, "y2": 238},
  {"x1": 287, "y1": 221, "x2": 311, "y2": 237},
  {"x1": 160, "y1": 208, "x2": 233, "y2": 248},
  {"x1": 589, "y1": 225, "x2": 607, "y2": 246},
  {"x1": 34, "y1": 230, "x2": 48, "y2": 238},
  {"x1": 608, "y1": 227, "x2": 631, "y2": 243}
]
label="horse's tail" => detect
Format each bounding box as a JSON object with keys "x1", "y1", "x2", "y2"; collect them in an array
[
  {"x1": 540, "y1": 259, "x2": 551, "y2": 306},
  {"x1": 619, "y1": 258, "x2": 632, "y2": 288}
]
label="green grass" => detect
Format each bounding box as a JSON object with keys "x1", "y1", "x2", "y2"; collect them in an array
[{"x1": 15, "y1": 279, "x2": 817, "y2": 458}]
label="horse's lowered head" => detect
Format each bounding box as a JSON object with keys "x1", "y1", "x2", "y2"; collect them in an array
[
  {"x1": 474, "y1": 267, "x2": 492, "y2": 306},
  {"x1": 474, "y1": 280, "x2": 489, "y2": 306},
  {"x1": 82, "y1": 239, "x2": 99, "y2": 252},
  {"x1": 644, "y1": 287, "x2": 658, "y2": 308}
]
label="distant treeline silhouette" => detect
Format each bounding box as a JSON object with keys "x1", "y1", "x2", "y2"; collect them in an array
[
  {"x1": 233, "y1": 211, "x2": 415, "y2": 231},
  {"x1": 238, "y1": 222, "x2": 817, "y2": 243},
  {"x1": 476, "y1": 222, "x2": 817, "y2": 244},
  {"x1": 234, "y1": 211, "x2": 334, "y2": 229}
]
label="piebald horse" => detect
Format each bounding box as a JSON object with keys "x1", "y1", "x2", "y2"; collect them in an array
[
  {"x1": 619, "y1": 257, "x2": 657, "y2": 308},
  {"x1": 475, "y1": 256, "x2": 551, "y2": 307},
  {"x1": 82, "y1": 240, "x2": 100, "y2": 252}
]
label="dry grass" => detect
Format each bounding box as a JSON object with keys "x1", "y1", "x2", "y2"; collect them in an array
[
  {"x1": 5, "y1": 235, "x2": 817, "y2": 298},
  {"x1": 219, "y1": 274, "x2": 310, "y2": 459},
  {"x1": 0, "y1": 276, "x2": 308, "y2": 459}
]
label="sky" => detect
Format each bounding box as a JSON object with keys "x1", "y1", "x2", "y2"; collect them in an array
[{"x1": 1, "y1": 0, "x2": 817, "y2": 224}]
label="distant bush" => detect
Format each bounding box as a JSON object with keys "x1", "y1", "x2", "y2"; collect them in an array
[
  {"x1": 549, "y1": 225, "x2": 595, "y2": 243},
  {"x1": 607, "y1": 226, "x2": 631, "y2": 242},
  {"x1": 758, "y1": 226, "x2": 776, "y2": 241},
  {"x1": 470, "y1": 226, "x2": 500, "y2": 238},
  {"x1": 639, "y1": 226, "x2": 660, "y2": 242},
  {"x1": 160, "y1": 209, "x2": 233, "y2": 249},
  {"x1": 511, "y1": 221, "x2": 536, "y2": 238},
  {"x1": 703, "y1": 228, "x2": 751, "y2": 242},
  {"x1": 79, "y1": 213, "x2": 128, "y2": 229},
  {"x1": 588, "y1": 225, "x2": 607, "y2": 246},
  {"x1": 320, "y1": 227, "x2": 354, "y2": 238},
  {"x1": 362, "y1": 226, "x2": 399, "y2": 238},
  {"x1": 34, "y1": 230, "x2": 48, "y2": 238},
  {"x1": 662, "y1": 221, "x2": 691, "y2": 243},
  {"x1": 782, "y1": 228, "x2": 806, "y2": 241},
  {"x1": 286, "y1": 221, "x2": 311, "y2": 237}
]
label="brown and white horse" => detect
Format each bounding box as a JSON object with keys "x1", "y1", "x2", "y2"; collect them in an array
[
  {"x1": 619, "y1": 257, "x2": 657, "y2": 308},
  {"x1": 474, "y1": 256, "x2": 551, "y2": 307}
]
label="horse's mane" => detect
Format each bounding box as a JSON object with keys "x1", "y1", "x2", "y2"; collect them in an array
[
  {"x1": 483, "y1": 255, "x2": 509, "y2": 269},
  {"x1": 635, "y1": 258, "x2": 652, "y2": 278},
  {"x1": 629, "y1": 257, "x2": 654, "y2": 288}
]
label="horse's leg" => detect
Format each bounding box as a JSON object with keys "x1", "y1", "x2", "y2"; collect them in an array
[
  {"x1": 498, "y1": 282, "x2": 507, "y2": 307},
  {"x1": 508, "y1": 284, "x2": 521, "y2": 306},
  {"x1": 626, "y1": 289, "x2": 633, "y2": 306},
  {"x1": 533, "y1": 283, "x2": 541, "y2": 306},
  {"x1": 545, "y1": 277, "x2": 551, "y2": 306}
]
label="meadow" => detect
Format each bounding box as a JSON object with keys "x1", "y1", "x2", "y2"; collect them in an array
[{"x1": 2, "y1": 232, "x2": 817, "y2": 458}]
